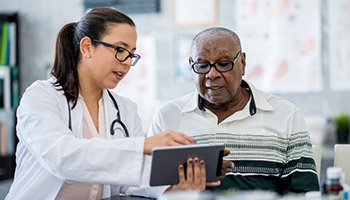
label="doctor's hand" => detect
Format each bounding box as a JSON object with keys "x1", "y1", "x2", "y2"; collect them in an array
[
  {"x1": 220, "y1": 149, "x2": 234, "y2": 180},
  {"x1": 165, "y1": 157, "x2": 220, "y2": 192},
  {"x1": 144, "y1": 130, "x2": 195, "y2": 155}
]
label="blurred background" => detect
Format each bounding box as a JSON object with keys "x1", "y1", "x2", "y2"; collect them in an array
[{"x1": 1, "y1": 0, "x2": 350, "y2": 198}]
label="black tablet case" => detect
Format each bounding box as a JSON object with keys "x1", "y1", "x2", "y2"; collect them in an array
[{"x1": 150, "y1": 143, "x2": 225, "y2": 186}]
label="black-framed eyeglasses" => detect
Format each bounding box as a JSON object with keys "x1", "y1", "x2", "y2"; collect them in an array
[
  {"x1": 190, "y1": 50, "x2": 242, "y2": 74},
  {"x1": 92, "y1": 39, "x2": 141, "y2": 66}
]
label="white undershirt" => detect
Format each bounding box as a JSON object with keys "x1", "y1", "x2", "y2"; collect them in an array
[{"x1": 56, "y1": 95, "x2": 106, "y2": 200}]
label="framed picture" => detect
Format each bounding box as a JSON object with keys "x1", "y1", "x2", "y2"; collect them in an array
[
  {"x1": 173, "y1": 0, "x2": 218, "y2": 27},
  {"x1": 235, "y1": 0, "x2": 322, "y2": 93}
]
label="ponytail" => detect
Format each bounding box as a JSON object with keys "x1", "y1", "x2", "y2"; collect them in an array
[
  {"x1": 51, "y1": 22, "x2": 80, "y2": 108},
  {"x1": 50, "y1": 8, "x2": 135, "y2": 109}
]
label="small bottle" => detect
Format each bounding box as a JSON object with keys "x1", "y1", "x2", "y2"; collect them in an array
[
  {"x1": 326, "y1": 167, "x2": 344, "y2": 196},
  {"x1": 340, "y1": 172, "x2": 349, "y2": 200}
]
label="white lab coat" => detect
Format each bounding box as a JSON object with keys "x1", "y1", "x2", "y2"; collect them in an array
[{"x1": 5, "y1": 78, "x2": 164, "y2": 199}]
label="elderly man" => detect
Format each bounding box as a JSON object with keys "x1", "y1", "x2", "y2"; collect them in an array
[{"x1": 148, "y1": 27, "x2": 319, "y2": 194}]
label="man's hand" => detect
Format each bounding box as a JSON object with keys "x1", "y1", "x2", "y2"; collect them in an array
[{"x1": 220, "y1": 149, "x2": 234, "y2": 180}]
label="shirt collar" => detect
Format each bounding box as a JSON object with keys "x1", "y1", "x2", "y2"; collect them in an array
[
  {"x1": 181, "y1": 80, "x2": 274, "y2": 114},
  {"x1": 245, "y1": 80, "x2": 274, "y2": 112},
  {"x1": 181, "y1": 91, "x2": 201, "y2": 113}
]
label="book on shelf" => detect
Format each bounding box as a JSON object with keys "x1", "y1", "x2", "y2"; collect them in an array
[
  {"x1": 0, "y1": 112, "x2": 15, "y2": 156},
  {"x1": 0, "y1": 19, "x2": 19, "y2": 109},
  {"x1": 0, "y1": 21, "x2": 16, "y2": 66},
  {"x1": 0, "y1": 66, "x2": 11, "y2": 109},
  {"x1": 0, "y1": 121, "x2": 7, "y2": 156},
  {"x1": 10, "y1": 66, "x2": 18, "y2": 108}
]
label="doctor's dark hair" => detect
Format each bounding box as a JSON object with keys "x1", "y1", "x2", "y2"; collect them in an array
[{"x1": 51, "y1": 8, "x2": 135, "y2": 108}]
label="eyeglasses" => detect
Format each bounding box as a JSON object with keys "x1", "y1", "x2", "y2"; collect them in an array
[
  {"x1": 92, "y1": 39, "x2": 141, "y2": 66},
  {"x1": 190, "y1": 50, "x2": 242, "y2": 74}
]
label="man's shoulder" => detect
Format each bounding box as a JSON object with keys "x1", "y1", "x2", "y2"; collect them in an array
[
  {"x1": 255, "y1": 88, "x2": 299, "y2": 112},
  {"x1": 245, "y1": 81, "x2": 294, "y2": 109}
]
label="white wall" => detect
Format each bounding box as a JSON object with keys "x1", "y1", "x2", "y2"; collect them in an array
[{"x1": 1, "y1": 0, "x2": 350, "y2": 135}]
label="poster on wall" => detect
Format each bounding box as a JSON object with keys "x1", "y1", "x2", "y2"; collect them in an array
[
  {"x1": 174, "y1": 35, "x2": 193, "y2": 82},
  {"x1": 235, "y1": 0, "x2": 322, "y2": 93},
  {"x1": 329, "y1": 0, "x2": 350, "y2": 91},
  {"x1": 173, "y1": 0, "x2": 218, "y2": 27},
  {"x1": 113, "y1": 35, "x2": 156, "y2": 133}
]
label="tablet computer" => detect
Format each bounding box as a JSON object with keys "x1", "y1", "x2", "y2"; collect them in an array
[{"x1": 149, "y1": 143, "x2": 225, "y2": 186}]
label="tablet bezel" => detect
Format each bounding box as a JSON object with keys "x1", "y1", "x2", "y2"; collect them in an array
[{"x1": 149, "y1": 143, "x2": 225, "y2": 186}]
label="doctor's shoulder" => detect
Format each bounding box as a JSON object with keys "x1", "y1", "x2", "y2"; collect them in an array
[{"x1": 19, "y1": 78, "x2": 66, "y2": 107}]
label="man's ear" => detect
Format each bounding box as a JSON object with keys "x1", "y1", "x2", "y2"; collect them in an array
[
  {"x1": 240, "y1": 52, "x2": 246, "y2": 76},
  {"x1": 80, "y1": 36, "x2": 93, "y2": 58},
  {"x1": 189, "y1": 57, "x2": 195, "y2": 81}
]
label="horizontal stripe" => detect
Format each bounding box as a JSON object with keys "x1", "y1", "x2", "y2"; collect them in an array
[
  {"x1": 192, "y1": 132, "x2": 314, "y2": 163},
  {"x1": 227, "y1": 166, "x2": 280, "y2": 176},
  {"x1": 281, "y1": 169, "x2": 318, "y2": 178},
  {"x1": 226, "y1": 172, "x2": 280, "y2": 177},
  {"x1": 224, "y1": 158, "x2": 317, "y2": 177}
]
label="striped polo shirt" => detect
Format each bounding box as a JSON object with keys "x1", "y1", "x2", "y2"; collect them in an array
[{"x1": 148, "y1": 80, "x2": 319, "y2": 194}]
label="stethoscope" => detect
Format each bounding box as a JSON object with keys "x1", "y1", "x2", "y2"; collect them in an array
[{"x1": 66, "y1": 90, "x2": 130, "y2": 138}]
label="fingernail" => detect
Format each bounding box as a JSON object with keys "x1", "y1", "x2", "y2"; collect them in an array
[
  {"x1": 189, "y1": 160, "x2": 192, "y2": 164},
  {"x1": 195, "y1": 159, "x2": 199, "y2": 163},
  {"x1": 200, "y1": 161, "x2": 204, "y2": 165},
  {"x1": 179, "y1": 165, "x2": 183, "y2": 169}
]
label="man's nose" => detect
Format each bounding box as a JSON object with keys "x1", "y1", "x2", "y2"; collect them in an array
[{"x1": 205, "y1": 65, "x2": 221, "y2": 79}]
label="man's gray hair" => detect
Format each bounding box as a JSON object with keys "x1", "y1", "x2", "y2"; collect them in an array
[{"x1": 191, "y1": 27, "x2": 242, "y2": 50}]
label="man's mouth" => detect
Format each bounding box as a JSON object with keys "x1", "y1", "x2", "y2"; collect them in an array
[{"x1": 207, "y1": 86, "x2": 223, "y2": 90}]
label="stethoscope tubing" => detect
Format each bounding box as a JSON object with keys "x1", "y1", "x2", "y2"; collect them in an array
[{"x1": 66, "y1": 90, "x2": 129, "y2": 137}]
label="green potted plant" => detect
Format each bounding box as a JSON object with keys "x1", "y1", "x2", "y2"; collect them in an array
[{"x1": 334, "y1": 113, "x2": 350, "y2": 144}]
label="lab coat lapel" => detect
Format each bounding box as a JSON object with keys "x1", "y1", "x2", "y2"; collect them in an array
[
  {"x1": 70, "y1": 98, "x2": 84, "y2": 138},
  {"x1": 103, "y1": 89, "x2": 117, "y2": 140}
]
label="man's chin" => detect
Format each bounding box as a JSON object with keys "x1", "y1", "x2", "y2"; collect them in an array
[{"x1": 206, "y1": 97, "x2": 228, "y2": 107}]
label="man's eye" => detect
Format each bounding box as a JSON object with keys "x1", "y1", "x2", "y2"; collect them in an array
[
  {"x1": 195, "y1": 63, "x2": 209, "y2": 69},
  {"x1": 217, "y1": 61, "x2": 231, "y2": 67}
]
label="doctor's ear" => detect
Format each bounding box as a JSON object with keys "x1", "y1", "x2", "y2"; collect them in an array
[{"x1": 80, "y1": 37, "x2": 93, "y2": 59}]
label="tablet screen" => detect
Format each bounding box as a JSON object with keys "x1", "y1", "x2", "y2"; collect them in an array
[{"x1": 150, "y1": 143, "x2": 225, "y2": 186}]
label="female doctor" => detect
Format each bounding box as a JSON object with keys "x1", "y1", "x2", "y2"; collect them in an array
[{"x1": 6, "y1": 8, "x2": 212, "y2": 199}]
